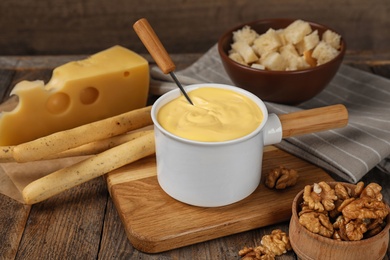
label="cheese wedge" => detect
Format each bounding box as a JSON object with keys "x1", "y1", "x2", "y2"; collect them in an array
[{"x1": 0, "y1": 45, "x2": 150, "y2": 145}]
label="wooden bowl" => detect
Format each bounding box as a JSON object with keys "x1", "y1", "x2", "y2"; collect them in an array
[
  {"x1": 218, "y1": 18, "x2": 346, "y2": 105},
  {"x1": 289, "y1": 182, "x2": 390, "y2": 260}
]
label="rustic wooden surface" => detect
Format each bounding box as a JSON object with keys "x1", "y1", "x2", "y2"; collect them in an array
[
  {"x1": 1, "y1": 0, "x2": 390, "y2": 56},
  {"x1": 0, "y1": 53, "x2": 389, "y2": 259}
]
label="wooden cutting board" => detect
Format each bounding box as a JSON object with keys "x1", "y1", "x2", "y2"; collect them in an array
[{"x1": 106, "y1": 146, "x2": 333, "y2": 253}]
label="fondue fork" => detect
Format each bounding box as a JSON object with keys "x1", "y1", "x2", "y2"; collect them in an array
[{"x1": 133, "y1": 18, "x2": 194, "y2": 105}]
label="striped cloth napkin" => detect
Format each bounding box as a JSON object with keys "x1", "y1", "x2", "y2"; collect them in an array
[{"x1": 149, "y1": 44, "x2": 390, "y2": 183}]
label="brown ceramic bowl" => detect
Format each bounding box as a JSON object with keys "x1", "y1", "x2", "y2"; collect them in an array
[
  {"x1": 289, "y1": 182, "x2": 390, "y2": 260},
  {"x1": 218, "y1": 18, "x2": 346, "y2": 105}
]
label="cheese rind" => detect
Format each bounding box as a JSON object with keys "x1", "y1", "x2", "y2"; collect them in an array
[{"x1": 0, "y1": 45, "x2": 150, "y2": 145}]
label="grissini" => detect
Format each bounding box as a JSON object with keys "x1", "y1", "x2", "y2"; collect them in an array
[
  {"x1": 13, "y1": 106, "x2": 152, "y2": 163},
  {"x1": 0, "y1": 130, "x2": 153, "y2": 162},
  {"x1": 47, "y1": 129, "x2": 153, "y2": 159},
  {"x1": 0, "y1": 146, "x2": 13, "y2": 163},
  {"x1": 22, "y1": 131, "x2": 155, "y2": 204}
]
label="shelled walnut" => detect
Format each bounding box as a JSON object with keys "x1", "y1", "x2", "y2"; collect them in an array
[
  {"x1": 238, "y1": 246, "x2": 275, "y2": 260},
  {"x1": 342, "y1": 197, "x2": 389, "y2": 220},
  {"x1": 238, "y1": 229, "x2": 291, "y2": 259},
  {"x1": 298, "y1": 181, "x2": 389, "y2": 241},
  {"x1": 264, "y1": 166, "x2": 298, "y2": 189},
  {"x1": 303, "y1": 181, "x2": 338, "y2": 212},
  {"x1": 261, "y1": 229, "x2": 292, "y2": 256},
  {"x1": 360, "y1": 183, "x2": 383, "y2": 201},
  {"x1": 299, "y1": 210, "x2": 334, "y2": 238}
]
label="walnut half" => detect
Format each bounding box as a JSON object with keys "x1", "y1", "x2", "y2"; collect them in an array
[
  {"x1": 342, "y1": 197, "x2": 389, "y2": 220},
  {"x1": 261, "y1": 229, "x2": 292, "y2": 256},
  {"x1": 238, "y1": 245, "x2": 275, "y2": 260},
  {"x1": 264, "y1": 166, "x2": 298, "y2": 189},
  {"x1": 238, "y1": 229, "x2": 291, "y2": 259},
  {"x1": 299, "y1": 211, "x2": 334, "y2": 238},
  {"x1": 302, "y1": 181, "x2": 337, "y2": 212}
]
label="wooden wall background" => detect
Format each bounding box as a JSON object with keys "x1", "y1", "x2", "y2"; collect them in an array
[{"x1": 0, "y1": 0, "x2": 389, "y2": 56}]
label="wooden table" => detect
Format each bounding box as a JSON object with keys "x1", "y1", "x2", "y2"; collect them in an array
[{"x1": 0, "y1": 53, "x2": 389, "y2": 259}]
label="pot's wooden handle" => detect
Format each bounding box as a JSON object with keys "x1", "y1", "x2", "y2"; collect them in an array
[
  {"x1": 133, "y1": 18, "x2": 175, "y2": 74},
  {"x1": 278, "y1": 104, "x2": 348, "y2": 138}
]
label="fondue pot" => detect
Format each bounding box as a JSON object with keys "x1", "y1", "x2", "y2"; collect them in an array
[
  {"x1": 152, "y1": 84, "x2": 348, "y2": 207},
  {"x1": 133, "y1": 18, "x2": 348, "y2": 207}
]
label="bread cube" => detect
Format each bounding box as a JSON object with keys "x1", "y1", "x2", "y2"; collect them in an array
[
  {"x1": 295, "y1": 30, "x2": 320, "y2": 55},
  {"x1": 251, "y1": 63, "x2": 266, "y2": 70},
  {"x1": 232, "y1": 25, "x2": 259, "y2": 45},
  {"x1": 260, "y1": 52, "x2": 287, "y2": 71},
  {"x1": 228, "y1": 51, "x2": 247, "y2": 66},
  {"x1": 312, "y1": 41, "x2": 339, "y2": 65},
  {"x1": 275, "y1": 29, "x2": 288, "y2": 46},
  {"x1": 252, "y1": 29, "x2": 282, "y2": 56},
  {"x1": 280, "y1": 43, "x2": 299, "y2": 57},
  {"x1": 322, "y1": 30, "x2": 341, "y2": 50},
  {"x1": 283, "y1": 19, "x2": 312, "y2": 44},
  {"x1": 231, "y1": 41, "x2": 258, "y2": 64},
  {"x1": 303, "y1": 50, "x2": 317, "y2": 67},
  {"x1": 280, "y1": 44, "x2": 310, "y2": 70}
]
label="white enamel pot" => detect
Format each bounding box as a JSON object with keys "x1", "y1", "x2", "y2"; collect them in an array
[{"x1": 151, "y1": 83, "x2": 348, "y2": 207}]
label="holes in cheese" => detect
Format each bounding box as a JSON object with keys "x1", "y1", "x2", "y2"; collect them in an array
[
  {"x1": 46, "y1": 92, "x2": 71, "y2": 114},
  {"x1": 0, "y1": 45, "x2": 150, "y2": 146},
  {"x1": 79, "y1": 87, "x2": 99, "y2": 105}
]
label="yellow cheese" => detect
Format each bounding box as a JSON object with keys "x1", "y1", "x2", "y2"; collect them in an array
[
  {"x1": 0, "y1": 45, "x2": 150, "y2": 145},
  {"x1": 157, "y1": 87, "x2": 263, "y2": 142}
]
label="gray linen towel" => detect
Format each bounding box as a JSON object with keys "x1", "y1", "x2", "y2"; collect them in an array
[{"x1": 149, "y1": 44, "x2": 390, "y2": 183}]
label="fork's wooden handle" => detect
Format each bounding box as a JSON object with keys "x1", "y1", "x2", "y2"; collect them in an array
[
  {"x1": 279, "y1": 104, "x2": 348, "y2": 138},
  {"x1": 133, "y1": 18, "x2": 175, "y2": 74}
]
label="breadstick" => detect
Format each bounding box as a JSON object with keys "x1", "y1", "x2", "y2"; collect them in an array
[
  {"x1": 0, "y1": 130, "x2": 153, "y2": 162},
  {"x1": 13, "y1": 106, "x2": 152, "y2": 163},
  {"x1": 22, "y1": 131, "x2": 155, "y2": 204},
  {"x1": 47, "y1": 129, "x2": 153, "y2": 159},
  {"x1": 0, "y1": 146, "x2": 14, "y2": 163}
]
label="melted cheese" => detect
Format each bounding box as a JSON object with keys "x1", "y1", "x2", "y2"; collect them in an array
[
  {"x1": 0, "y1": 45, "x2": 149, "y2": 145},
  {"x1": 157, "y1": 87, "x2": 263, "y2": 142}
]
